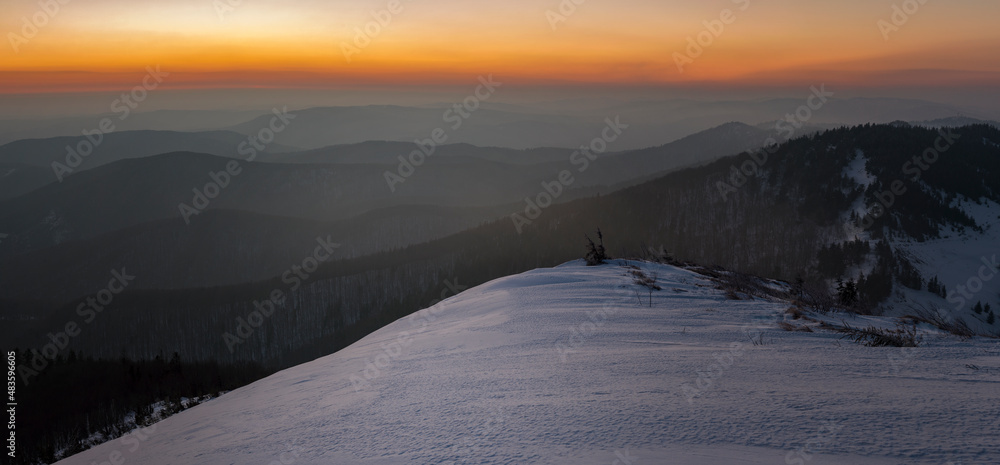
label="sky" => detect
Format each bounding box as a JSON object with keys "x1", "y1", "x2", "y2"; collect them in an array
[{"x1": 1, "y1": 0, "x2": 998, "y2": 109}]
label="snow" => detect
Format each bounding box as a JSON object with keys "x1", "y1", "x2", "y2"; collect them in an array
[
  {"x1": 843, "y1": 150, "x2": 876, "y2": 189},
  {"x1": 886, "y1": 197, "x2": 1000, "y2": 332},
  {"x1": 56, "y1": 260, "x2": 1000, "y2": 465},
  {"x1": 839, "y1": 150, "x2": 878, "y2": 238},
  {"x1": 49, "y1": 394, "x2": 227, "y2": 462}
]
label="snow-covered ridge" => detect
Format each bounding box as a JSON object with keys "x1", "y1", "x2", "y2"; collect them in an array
[{"x1": 57, "y1": 260, "x2": 999, "y2": 464}]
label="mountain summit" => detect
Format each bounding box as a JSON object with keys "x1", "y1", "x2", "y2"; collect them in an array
[{"x1": 55, "y1": 260, "x2": 998, "y2": 465}]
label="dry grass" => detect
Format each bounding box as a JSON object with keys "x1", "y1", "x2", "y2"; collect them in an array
[
  {"x1": 628, "y1": 269, "x2": 662, "y2": 291},
  {"x1": 785, "y1": 306, "x2": 805, "y2": 320},
  {"x1": 690, "y1": 267, "x2": 795, "y2": 302},
  {"x1": 901, "y1": 303, "x2": 977, "y2": 338},
  {"x1": 778, "y1": 321, "x2": 814, "y2": 332},
  {"x1": 837, "y1": 322, "x2": 921, "y2": 347}
]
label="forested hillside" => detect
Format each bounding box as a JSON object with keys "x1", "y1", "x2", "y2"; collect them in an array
[{"x1": 7, "y1": 124, "x2": 998, "y2": 369}]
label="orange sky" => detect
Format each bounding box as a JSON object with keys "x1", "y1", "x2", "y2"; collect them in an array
[{"x1": 2, "y1": 0, "x2": 998, "y2": 94}]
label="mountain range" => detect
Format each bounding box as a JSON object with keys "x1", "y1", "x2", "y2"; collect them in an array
[
  {"x1": 7, "y1": 114, "x2": 1000, "y2": 465},
  {"x1": 4, "y1": 123, "x2": 998, "y2": 368}
]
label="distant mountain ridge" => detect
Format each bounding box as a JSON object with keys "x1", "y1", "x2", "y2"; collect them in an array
[
  {"x1": 0, "y1": 204, "x2": 514, "y2": 302},
  {"x1": 911, "y1": 116, "x2": 1000, "y2": 129},
  {"x1": 0, "y1": 162, "x2": 50, "y2": 200},
  {"x1": 0, "y1": 122, "x2": 771, "y2": 257},
  {"x1": 0, "y1": 129, "x2": 300, "y2": 193},
  {"x1": 4, "y1": 123, "x2": 997, "y2": 372},
  {"x1": 0, "y1": 109, "x2": 271, "y2": 146}
]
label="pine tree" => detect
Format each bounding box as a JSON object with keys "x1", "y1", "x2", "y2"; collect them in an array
[
  {"x1": 584, "y1": 228, "x2": 607, "y2": 266},
  {"x1": 973, "y1": 302, "x2": 983, "y2": 314},
  {"x1": 837, "y1": 278, "x2": 858, "y2": 307},
  {"x1": 927, "y1": 276, "x2": 943, "y2": 296}
]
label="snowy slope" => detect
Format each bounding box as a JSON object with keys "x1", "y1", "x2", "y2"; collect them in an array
[
  {"x1": 856, "y1": 194, "x2": 1000, "y2": 332},
  {"x1": 831, "y1": 141, "x2": 1000, "y2": 331},
  {"x1": 56, "y1": 260, "x2": 1000, "y2": 465}
]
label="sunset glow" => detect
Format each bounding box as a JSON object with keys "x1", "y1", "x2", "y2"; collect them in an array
[{"x1": 2, "y1": 0, "x2": 998, "y2": 94}]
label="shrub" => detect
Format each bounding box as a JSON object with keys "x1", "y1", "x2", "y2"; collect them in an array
[
  {"x1": 778, "y1": 320, "x2": 813, "y2": 332},
  {"x1": 785, "y1": 306, "x2": 804, "y2": 320},
  {"x1": 837, "y1": 322, "x2": 921, "y2": 347},
  {"x1": 584, "y1": 229, "x2": 607, "y2": 266},
  {"x1": 902, "y1": 304, "x2": 975, "y2": 338},
  {"x1": 628, "y1": 268, "x2": 661, "y2": 307}
]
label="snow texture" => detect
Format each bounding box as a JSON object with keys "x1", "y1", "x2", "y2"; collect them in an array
[{"x1": 57, "y1": 260, "x2": 1000, "y2": 464}]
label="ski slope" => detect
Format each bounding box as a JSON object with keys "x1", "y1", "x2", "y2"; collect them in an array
[{"x1": 57, "y1": 260, "x2": 1000, "y2": 464}]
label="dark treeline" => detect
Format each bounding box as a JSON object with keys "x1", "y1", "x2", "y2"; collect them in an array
[
  {"x1": 10, "y1": 350, "x2": 271, "y2": 465},
  {"x1": 0, "y1": 203, "x2": 514, "y2": 304}
]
